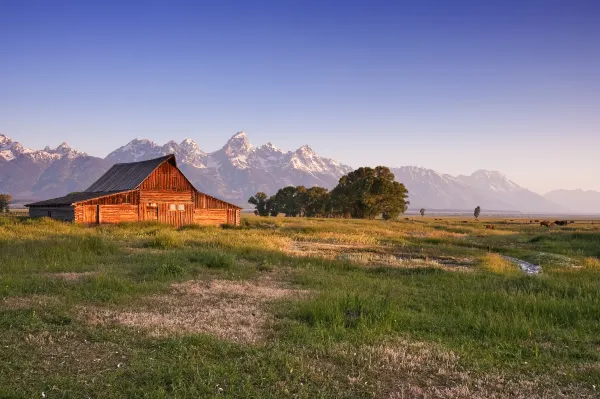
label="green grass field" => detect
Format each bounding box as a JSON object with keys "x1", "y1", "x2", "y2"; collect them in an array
[{"x1": 1, "y1": 215, "x2": 599, "y2": 398}]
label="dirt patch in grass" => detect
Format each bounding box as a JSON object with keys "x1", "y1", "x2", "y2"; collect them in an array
[
  {"x1": 287, "y1": 241, "x2": 474, "y2": 271},
  {"x1": 42, "y1": 271, "x2": 98, "y2": 281},
  {"x1": 21, "y1": 330, "x2": 127, "y2": 376},
  {"x1": 323, "y1": 340, "x2": 596, "y2": 398},
  {"x1": 81, "y1": 279, "x2": 307, "y2": 344},
  {"x1": 0, "y1": 295, "x2": 59, "y2": 309}
]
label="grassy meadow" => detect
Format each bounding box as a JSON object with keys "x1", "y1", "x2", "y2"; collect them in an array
[{"x1": 1, "y1": 215, "x2": 599, "y2": 398}]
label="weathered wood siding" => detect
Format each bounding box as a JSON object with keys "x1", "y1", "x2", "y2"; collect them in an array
[
  {"x1": 139, "y1": 191, "x2": 193, "y2": 203},
  {"x1": 193, "y1": 209, "x2": 228, "y2": 226},
  {"x1": 79, "y1": 191, "x2": 139, "y2": 206},
  {"x1": 99, "y1": 205, "x2": 139, "y2": 223},
  {"x1": 195, "y1": 192, "x2": 234, "y2": 209},
  {"x1": 139, "y1": 161, "x2": 192, "y2": 191},
  {"x1": 29, "y1": 206, "x2": 74, "y2": 221}
]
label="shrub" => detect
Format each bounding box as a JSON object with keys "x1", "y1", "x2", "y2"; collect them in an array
[{"x1": 145, "y1": 231, "x2": 184, "y2": 249}]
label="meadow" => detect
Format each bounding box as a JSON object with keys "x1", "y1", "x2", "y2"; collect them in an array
[{"x1": 1, "y1": 215, "x2": 599, "y2": 398}]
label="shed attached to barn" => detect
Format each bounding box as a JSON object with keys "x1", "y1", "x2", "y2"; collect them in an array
[{"x1": 26, "y1": 155, "x2": 241, "y2": 226}]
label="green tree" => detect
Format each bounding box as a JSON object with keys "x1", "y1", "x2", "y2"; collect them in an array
[
  {"x1": 0, "y1": 194, "x2": 12, "y2": 214},
  {"x1": 331, "y1": 166, "x2": 409, "y2": 220},
  {"x1": 266, "y1": 195, "x2": 279, "y2": 217},
  {"x1": 304, "y1": 187, "x2": 331, "y2": 217},
  {"x1": 248, "y1": 192, "x2": 270, "y2": 216},
  {"x1": 420, "y1": 208, "x2": 425, "y2": 217},
  {"x1": 272, "y1": 186, "x2": 307, "y2": 217},
  {"x1": 474, "y1": 206, "x2": 481, "y2": 220}
]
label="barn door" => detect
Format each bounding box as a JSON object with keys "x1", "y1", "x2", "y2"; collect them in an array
[
  {"x1": 158, "y1": 203, "x2": 192, "y2": 227},
  {"x1": 83, "y1": 205, "x2": 99, "y2": 224},
  {"x1": 146, "y1": 205, "x2": 158, "y2": 221}
]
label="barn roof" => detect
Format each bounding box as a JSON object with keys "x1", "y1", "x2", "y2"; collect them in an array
[
  {"x1": 25, "y1": 191, "x2": 129, "y2": 207},
  {"x1": 85, "y1": 155, "x2": 175, "y2": 192}
]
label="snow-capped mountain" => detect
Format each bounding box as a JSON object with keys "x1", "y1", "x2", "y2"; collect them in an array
[
  {"x1": 544, "y1": 189, "x2": 600, "y2": 214},
  {"x1": 0, "y1": 132, "x2": 353, "y2": 205},
  {"x1": 0, "y1": 131, "x2": 572, "y2": 212},
  {"x1": 393, "y1": 166, "x2": 564, "y2": 212},
  {"x1": 0, "y1": 134, "x2": 102, "y2": 198}
]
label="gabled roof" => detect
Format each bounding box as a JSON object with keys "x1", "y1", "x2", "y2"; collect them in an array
[
  {"x1": 85, "y1": 155, "x2": 174, "y2": 192},
  {"x1": 25, "y1": 191, "x2": 129, "y2": 207}
]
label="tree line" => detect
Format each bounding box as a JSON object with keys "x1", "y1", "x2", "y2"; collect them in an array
[
  {"x1": 248, "y1": 166, "x2": 410, "y2": 220},
  {"x1": 0, "y1": 194, "x2": 11, "y2": 214}
]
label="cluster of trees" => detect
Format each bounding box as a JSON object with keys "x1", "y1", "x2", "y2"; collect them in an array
[
  {"x1": 248, "y1": 166, "x2": 410, "y2": 220},
  {"x1": 0, "y1": 194, "x2": 12, "y2": 214}
]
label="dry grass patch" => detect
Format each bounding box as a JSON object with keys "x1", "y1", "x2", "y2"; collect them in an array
[
  {"x1": 81, "y1": 279, "x2": 307, "y2": 344},
  {"x1": 21, "y1": 330, "x2": 128, "y2": 376},
  {"x1": 322, "y1": 340, "x2": 596, "y2": 399},
  {"x1": 0, "y1": 295, "x2": 60, "y2": 310},
  {"x1": 287, "y1": 241, "x2": 474, "y2": 271},
  {"x1": 42, "y1": 271, "x2": 98, "y2": 281},
  {"x1": 482, "y1": 253, "x2": 520, "y2": 275}
]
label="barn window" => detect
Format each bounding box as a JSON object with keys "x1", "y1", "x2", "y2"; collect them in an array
[
  {"x1": 169, "y1": 204, "x2": 177, "y2": 211},
  {"x1": 47, "y1": 211, "x2": 52, "y2": 217},
  {"x1": 177, "y1": 204, "x2": 185, "y2": 211},
  {"x1": 122, "y1": 193, "x2": 130, "y2": 204}
]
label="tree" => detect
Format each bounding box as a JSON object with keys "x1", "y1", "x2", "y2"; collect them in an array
[
  {"x1": 304, "y1": 187, "x2": 331, "y2": 217},
  {"x1": 420, "y1": 208, "x2": 425, "y2": 217},
  {"x1": 266, "y1": 195, "x2": 279, "y2": 217},
  {"x1": 248, "y1": 192, "x2": 270, "y2": 216},
  {"x1": 0, "y1": 194, "x2": 11, "y2": 214},
  {"x1": 331, "y1": 166, "x2": 409, "y2": 220},
  {"x1": 474, "y1": 206, "x2": 481, "y2": 220},
  {"x1": 272, "y1": 186, "x2": 307, "y2": 217}
]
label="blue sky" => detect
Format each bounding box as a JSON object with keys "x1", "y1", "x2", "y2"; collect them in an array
[{"x1": 1, "y1": 0, "x2": 599, "y2": 193}]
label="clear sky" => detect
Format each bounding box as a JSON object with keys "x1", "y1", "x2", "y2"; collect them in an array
[{"x1": 1, "y1": 0, "x2": 599, "y2": 193}]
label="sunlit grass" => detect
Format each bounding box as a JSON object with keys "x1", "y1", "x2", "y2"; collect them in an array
[{"x1": 0, "y1": 214, "x2": 599, "y2": 397}]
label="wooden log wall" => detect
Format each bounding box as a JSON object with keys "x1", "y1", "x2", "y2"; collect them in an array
[
  {"x1": 159, "y1": 203, "x2": 194, "y2": 227},
  {"x1": 193, "y1": 209, "x2": 228, "y2": 226},
  {"x1": 195, "y1": 192, "x2": 234, "y2": 209},
  {"x1": 99, "y1": 205, "x2": 139, "y2": 223},
  {"x1": 139, "y1": 191, "x2": 193, "y2": 203},
  {"x1": 79, "y1": 191, "x2": 139, "y2": 206}
]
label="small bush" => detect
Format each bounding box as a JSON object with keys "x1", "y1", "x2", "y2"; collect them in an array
[
  {"x1": 188, "y1": 250, "x2": 236, "y2": 269},
  {"x1": 155, "y1": 263, "x2": 185, "y2": 277},
  {"x1": 145, "y1": 231, "x2": 184, "y2": 249}
]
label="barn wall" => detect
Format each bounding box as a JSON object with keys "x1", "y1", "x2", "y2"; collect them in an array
[
  {"x1": 139, "y1": 191, "x2": 193, "y2": 203},
  {"x1": 193, "y1": 209, "x2": 228, "y2": 226},
  {"x1": 79, "y1": 191, "x2": 139, "y2": 206},
  {"x1": 29, "y1": 206, "x2": 74, "y2": 221},
  {"x1": 139, "y1": 161, "x2": 193, "y2": 191},
  {"x1": 99, "y1": 205, "x2": 139, "y2": 223},
  {"x1": 195, "y1": 193, "x2": 235, "y2": 209}
]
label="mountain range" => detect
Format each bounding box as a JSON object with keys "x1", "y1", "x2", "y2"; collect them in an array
[{"x1": 0, "y1": 132, "x2": 596, "y2": 213}]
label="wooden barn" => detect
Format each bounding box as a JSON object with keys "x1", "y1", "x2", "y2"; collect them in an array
[{"x1": 26, "y1": 155, "x2": 241, "y2": 226}]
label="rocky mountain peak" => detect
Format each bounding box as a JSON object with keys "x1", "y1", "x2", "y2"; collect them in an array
[
  {"x1": 0, "y1": 134, "x2": 11, "y2": 145},
  {"x1": 222, "y1": 130, "x2": 252, "y2": 158},
  {"x1": 296, "y1": 144, "x2": 315, "y2": 156}
]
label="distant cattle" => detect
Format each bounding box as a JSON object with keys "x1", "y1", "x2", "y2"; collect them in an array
[
  {"x1": 485, "y1": 224, "x2": 495, "y2": 230},
  {"x1": 540, "y1": 221, "x2": 551, "y2": 227},
  {"x1": 555, "y1": 220, "x2": 569, "y2": 226}
]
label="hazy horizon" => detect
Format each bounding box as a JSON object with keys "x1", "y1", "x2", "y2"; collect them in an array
[{"x1": 1, "y1": 1, "x2": 599, "y2": 193}]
